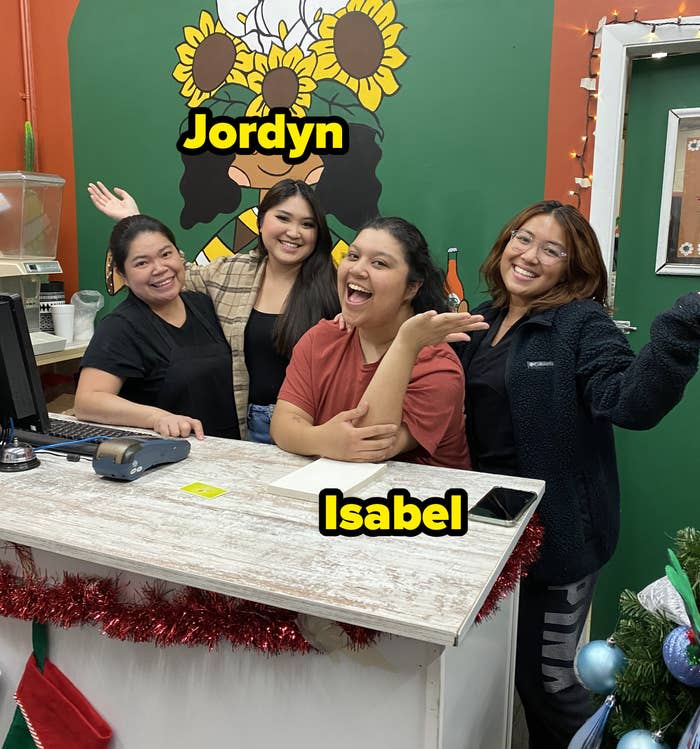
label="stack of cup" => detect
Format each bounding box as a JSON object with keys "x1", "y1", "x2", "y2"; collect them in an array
[
  {"x1": 40, "y1": 281, "x2": 65, "y2": 332},
  {"x1": 51, "y1": 304, "x2": 75, "y2": 345}
]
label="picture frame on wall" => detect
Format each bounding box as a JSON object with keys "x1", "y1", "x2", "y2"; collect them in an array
[{"x1": 656, "y1": 107, "x2": 700, "y2": 276}]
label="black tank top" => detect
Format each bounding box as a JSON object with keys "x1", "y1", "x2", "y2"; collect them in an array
[{"x1": 244, "y1": 309, "x2": 289, "y2": 406}]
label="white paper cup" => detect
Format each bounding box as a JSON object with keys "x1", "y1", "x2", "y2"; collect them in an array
[{"x1": 51, "y1": 304, "x2": 75, "y2": 344}]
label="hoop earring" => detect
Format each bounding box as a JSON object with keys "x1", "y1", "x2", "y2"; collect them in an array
[{"x1": 105, "y1": 250, "x2": 126, "y2": 296}]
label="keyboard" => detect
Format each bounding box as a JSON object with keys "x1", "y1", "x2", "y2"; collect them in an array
[
  {"x1": 47, "y1": 418, "x2": 149, "y2": 441},
  {"x1": 13, "y1": 419, "x2": 150, "y2": 457}
]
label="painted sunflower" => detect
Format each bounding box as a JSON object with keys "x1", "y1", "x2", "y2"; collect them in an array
[
  {"x1": 173, "y1": 10, "x2": 254, "y2": 108},
  {"x1": 246, "y1": 45, "x2": 317, "y2": 117},
  {"x1": 310, "y1": 0, "x2": 407, "y2": 112}
]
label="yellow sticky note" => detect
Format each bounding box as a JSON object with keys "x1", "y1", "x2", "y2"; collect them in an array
[{"x1": 180, "y1": 482, "x2": 228, "y2": 499}]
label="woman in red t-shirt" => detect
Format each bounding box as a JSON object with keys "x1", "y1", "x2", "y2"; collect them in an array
[{"x1": 271, "y1": 217, "x2": 488, "y2": 467}]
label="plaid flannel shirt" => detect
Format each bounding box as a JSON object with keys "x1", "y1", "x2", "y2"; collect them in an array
[{"x1": 184, "y1": 251, "x2": 266, "y2": 439}]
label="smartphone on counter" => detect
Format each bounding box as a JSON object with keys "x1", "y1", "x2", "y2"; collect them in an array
[{"x1": 468, "y1": 487, "x2": 539, "y2": 527}]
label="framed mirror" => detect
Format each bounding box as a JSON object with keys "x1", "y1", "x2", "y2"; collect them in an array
[{"x1": 656, "y1": 107, "x2": 700, "y2": 275}]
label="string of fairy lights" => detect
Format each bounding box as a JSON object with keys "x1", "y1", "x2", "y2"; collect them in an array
[{"x1": 567, "y1": 10, "x2": 700, "y2": 208}]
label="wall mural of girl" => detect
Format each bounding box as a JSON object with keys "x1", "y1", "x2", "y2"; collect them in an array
[{"x1": 103, "y1": 0, "x2": 411, "y2": 294}]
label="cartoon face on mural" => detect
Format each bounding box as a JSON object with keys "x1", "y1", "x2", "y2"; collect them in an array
[{"x1": 169, "y1": 0, "x2": 407, "y2": 267}]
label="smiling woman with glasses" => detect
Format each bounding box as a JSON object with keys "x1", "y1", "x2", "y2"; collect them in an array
[{"x1": 453, "y1": 199, "x2": 700, "y2": 749}]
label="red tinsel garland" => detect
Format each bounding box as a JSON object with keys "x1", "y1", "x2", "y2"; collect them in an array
[
  {"x1": 0, "y1": 516, "x2": 542, "y2": 652},
  {"x1": 475, "y1": 513, "x2": 544, "y2": 623}
]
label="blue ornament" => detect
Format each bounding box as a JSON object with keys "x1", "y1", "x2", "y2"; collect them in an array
[
  {"x1": 616, "y1": 730, "x2": 669, "y2": 749},
  {"x1": 567, "y1": 694, "x2": 615, "y2": 749},
  {"x1": 662, "y1": 626, "x2": 700, "y2": 687},
  {"x1": 575, "y1": 639, "x2": 627, "y2": 694}
]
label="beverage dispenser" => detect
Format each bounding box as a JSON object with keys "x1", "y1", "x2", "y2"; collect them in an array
[{"x1": 0, "y1": 172, "x2": 66, "y2": 354}]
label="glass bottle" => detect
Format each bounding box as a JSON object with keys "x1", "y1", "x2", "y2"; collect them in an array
[{"x1": 445, "y1": 247, "x2": 467, "y2": 311}]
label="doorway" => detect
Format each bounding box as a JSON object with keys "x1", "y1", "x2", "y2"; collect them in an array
[{"x1": 592, "y1": 52, "x2": 700, "y2": 637}]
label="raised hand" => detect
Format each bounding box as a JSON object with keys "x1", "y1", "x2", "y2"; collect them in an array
[
  {"x1": 317, "y1": 402, "x2": 397, "y2": 462},
  {"x1": 151, "y1": 412, "x2": 205, "y2": 440},
  {"x1": 87, "y1": 181, "x2": 140, "y2": 221},
  {"x1": 396, "y1": 310, "x2": 489, "y2": 352}
]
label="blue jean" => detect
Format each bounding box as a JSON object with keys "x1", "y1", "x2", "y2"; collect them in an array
[{"x1": 247, "y1": 403, "x2": 275, "y2": 444}]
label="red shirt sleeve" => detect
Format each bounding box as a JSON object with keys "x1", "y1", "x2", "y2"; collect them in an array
[
  {"x1": 401, "y1": 347, "x2": 466, "y2": 454},
  {"x1": 277, "y1": 327, "x2": 316, "y2": 418}
]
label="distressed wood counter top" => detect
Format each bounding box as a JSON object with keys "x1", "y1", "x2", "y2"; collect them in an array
[{"x1": 0, "y1": 436, "x2": 543, "y2": 646}]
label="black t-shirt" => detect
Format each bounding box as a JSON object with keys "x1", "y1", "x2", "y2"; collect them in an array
[
  {"x1": 81, "y1": 291, "x2": 239, "y2": 438},
  {"x1": 466, "y1": 311, "x2": 525, "y2": 475},
  {"x1": 244, "y1": 309, "x2": 289, "y2": 406}
]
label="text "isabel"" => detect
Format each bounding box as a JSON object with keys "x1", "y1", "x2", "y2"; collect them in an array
[{"x1": 319, "y1": 488, "x2": 468, "y2": 537}]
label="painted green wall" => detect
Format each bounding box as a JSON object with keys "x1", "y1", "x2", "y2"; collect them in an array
[
  {"x1": 592, "y1": 54, "x2": 700, "y2": 638},
  {"x1": 69, "y1": 0, "x2": 554, "y2": 315}
]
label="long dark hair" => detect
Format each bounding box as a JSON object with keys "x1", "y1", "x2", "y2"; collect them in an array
[
  {"x1": 257, "y1": 180, "x2": 340, "y2": 357},
  {"x1": 178, "y1": 151, "x2": 241, "y2": 229},
  {"x1": 359, "y1": 216, "x2": 449, "y2": 313},
  {"x1": 178, "y1": 123, "x2": 381, "y2": 232},
  {"x1": 315, "y1": 123, "x2": 382, "y2": 229},
  {"x1": 480, "y1": 200, "x2": 609, "y2": 311},
  {"x1": 110, "y1": 214, "x2": 178, "y2": 274}
]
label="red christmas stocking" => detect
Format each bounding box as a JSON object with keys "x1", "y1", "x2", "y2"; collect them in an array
[{"x1": 2, "y1": 623, "x2": 112, "y2": 749}]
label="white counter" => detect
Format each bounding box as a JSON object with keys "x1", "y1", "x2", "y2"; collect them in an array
[{"x1": 0, "y1": 435, "x2": 543, "y2": 748}]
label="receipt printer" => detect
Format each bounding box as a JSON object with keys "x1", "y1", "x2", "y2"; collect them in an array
[{"x1": 92, "y1": 437, "x2": 191, "y2": 480}]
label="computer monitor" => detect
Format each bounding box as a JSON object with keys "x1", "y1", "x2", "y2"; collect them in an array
[{"x1": 0, "y1": 293, "x2": 50, "y2": 432}]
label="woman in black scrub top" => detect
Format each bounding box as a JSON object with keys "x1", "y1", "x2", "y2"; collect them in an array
[
  {"x1": 74, "y1": 215, "x2": 239, "y2": 439},
  {"x1": 457, "y1": 200, "x2": 700, "y2": 749}
]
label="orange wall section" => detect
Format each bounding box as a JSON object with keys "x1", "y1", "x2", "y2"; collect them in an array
[
  {"x1": 0, "y1": 1, "x2": 28, "y2": 170},
  {"x1": 546, "y1": 0, "x2": 700, "y2": 215},
  {"x1": 0, "y1": 0, "x2": 80, "y2": 298},
  {"x1": 33, "y1": 0, "x2": 81, "y2": 297}
]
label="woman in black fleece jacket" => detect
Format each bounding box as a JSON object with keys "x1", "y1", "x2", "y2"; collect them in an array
[{"x1": 457, "y1": 200, "x2": 700, "y2": 749}]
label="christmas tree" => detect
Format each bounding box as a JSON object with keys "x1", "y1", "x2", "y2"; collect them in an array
[{"x1": 595, "y1": 527, "x2": 700, "y2": 747}]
